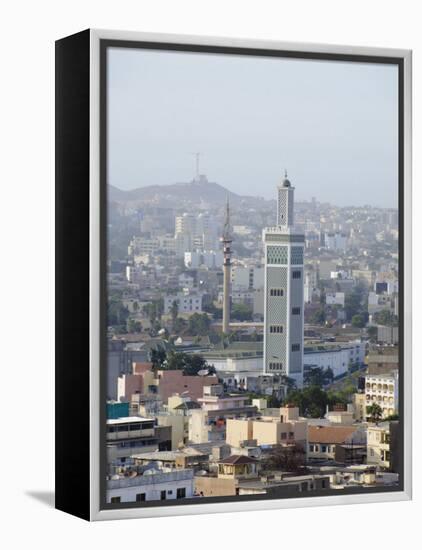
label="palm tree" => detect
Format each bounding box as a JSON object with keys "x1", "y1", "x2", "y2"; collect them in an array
[{"x1": 366, "y1": 402, "x2": 383, "y2": 423}]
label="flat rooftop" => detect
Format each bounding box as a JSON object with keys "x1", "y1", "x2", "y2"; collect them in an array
[{"x1": 106, "y1": 416, "x2": 153, "y2": 425}]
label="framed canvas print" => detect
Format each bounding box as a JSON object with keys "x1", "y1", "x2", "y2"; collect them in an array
[{"x1": 55, "y1": 29, "x2": 412, "y2": 521}]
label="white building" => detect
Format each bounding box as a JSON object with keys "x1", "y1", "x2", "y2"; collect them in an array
[
  {"x1": 325, "y1": 232, "x2": 348, "y2": 252},
  {"x1": 326, "y1": 292, "x2": 345, "y2": 307},
  {"x1": 304, "y1": 341, "x2": 365, "y2": 378},
  {"x1": 262, "y1": 173, "x2": 304, "y2": 386},
  {"x1": 107, "y1": 468, "x2": 194, "y2": 503},
  {"x1": 128, "y1": 236, "x2": 159, "y2": 256},
  {"x1": 231, "y1": 266, "x2": 265, "y2": 291},
  {"x1": 304, "y1": 267, "x2": 318, "y2": 304},
  {"x1": 365, "y1": 371, "x2": 399, "y2": 419},
  {"x1": 164, "y1": 291, "x2": 203, "y2": 314}
]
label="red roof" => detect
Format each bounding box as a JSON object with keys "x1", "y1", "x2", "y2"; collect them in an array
[{"x1": 308, "y1": 425, "x2": 357, "y2": 444}]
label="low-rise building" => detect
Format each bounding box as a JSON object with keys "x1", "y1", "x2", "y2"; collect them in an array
[
  {"x1": 226, "y1": 406, "x2": 307, "y2": 450},
  {"x1": 189, "y1": 398, "x2": 258, "y2": 444},
  {"x1": 107, "y1": 468, "x2": 194, "y2": 503},
  {"x1": 308, "y1": 425, "x2": 366, "y2": 462},
  {"x1": 367, "y1": 421, "x2": 399, "y2": 472},
  {"x1": 164, "y1": 291, "x2": 204, "y2": 314},
  {"x1": 366, "y1": 352, "x2": 399, "y2": 375},
  {"x1": 106, "y1": 416, "x2": 158, "y2": 466}
]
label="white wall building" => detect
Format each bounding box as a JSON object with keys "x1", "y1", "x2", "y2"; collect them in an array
[
  {"x1": 164, "y1": 291, "x2": 203, "y2": 314},
  {"x1": 365, "y1": 371, "x2": 399, "y2": 419},
  {"x1": 231, "y1": 266, "x2": 265, "y2": 291},
  {"x1": 107, "y1": 469, "x2": 194, "y2": 503},
  {"x1": 304, "y1": 341, "x2": 365, "y2": 378},
  {"x1": 325, "y1": 232, "x2": 348, "y2": 252},
  {"x1": 326, "y1": 292, "x2": 345, "y2": 307}
]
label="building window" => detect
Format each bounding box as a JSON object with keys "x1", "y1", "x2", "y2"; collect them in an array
[
  {"x1": 267, "y1": 245, "x2": 288, "y2": 264},
  {"x1": 160, "y1": 490, "x2": 166, "y2": 500},
  {"x1": 270, "y1": 325, "x2": 284, "y2": 334},
  {"x1": 136, "y1": 493, "x2": 146, "y2": 502},
  {"x1": 292, "y1": 307, "x2": 301, "y2": 315},
  {"x1": 291, "y1": 344, "x2": 301, "y2": 352},
  {"x1": 292, "y1": 270, "x2": 301, "y2": 279},
  {"x1": 270, "y1": 288, "x2": 284, "y2": 297},
  {"x1": 321, "y1": 445, "x2": 327, "y2": 453},
  {"x1": 177, "y1": 488, "x2": 186, "y2": 499},
  {"x1": 110, "y1": 496, "x2": 121, "y2": 504},
  {"x1": 309, "y1": 445, "x2": 314, "y2": 452},
  {"x1": 291, "y1": 246, "x2": 304, "y2": 265},
  {"x1": 269, "y1": 362, "x2": 283, "y2": 371},
  {"x1": 281, "y1": 432, "x2": 287, "y2": 440}
]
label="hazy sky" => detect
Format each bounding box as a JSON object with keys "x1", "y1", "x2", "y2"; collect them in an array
[{"x1": 107, "y1": 46, "x2": 399, "y2": 208}]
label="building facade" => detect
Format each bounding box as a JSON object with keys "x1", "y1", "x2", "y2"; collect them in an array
[
  {"x1": 263, "y1": 174, "x2": 304, "y2": 385},
  {"x1": 365, "y1": 371, "x2": 399, "y2": 419}
]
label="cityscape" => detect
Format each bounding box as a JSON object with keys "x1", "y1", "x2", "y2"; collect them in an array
[{"x1": 105, "y1": 169, "x2": 400, "y2": 505}]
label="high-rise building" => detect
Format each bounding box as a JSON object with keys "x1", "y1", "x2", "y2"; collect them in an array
[{"x1": 263, "y1": 173, "x2": 304, "y2": 386}]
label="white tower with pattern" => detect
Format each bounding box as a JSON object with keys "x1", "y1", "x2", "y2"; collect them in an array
[{"x1": 263, "y1": 172, "x2": 304, "y2": 386}]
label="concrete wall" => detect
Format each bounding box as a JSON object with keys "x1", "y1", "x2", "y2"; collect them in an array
[{"x1": 194, "y1": 476, "x2": 236, "y2": 497}]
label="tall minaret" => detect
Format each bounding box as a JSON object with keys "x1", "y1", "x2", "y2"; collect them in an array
[
  {"x1": 263, "y1": 172, "x2": 305, "y2": 387},
  {"x1": 221, "y1": 198, "x2": 232, "y2": 334}
]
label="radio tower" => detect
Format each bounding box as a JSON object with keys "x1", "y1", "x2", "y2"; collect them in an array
[{"x1": 221, "y1": 198, "x2": 232, "y2": 334}]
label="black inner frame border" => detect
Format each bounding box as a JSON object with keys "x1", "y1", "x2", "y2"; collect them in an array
[{"x1": 99, "y1": 38, "x2": 405, "y2": 512}]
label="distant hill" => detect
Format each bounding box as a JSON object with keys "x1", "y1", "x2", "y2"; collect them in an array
[{"x1": 108, "y1": 176, "x2": 267, "y2": 208}]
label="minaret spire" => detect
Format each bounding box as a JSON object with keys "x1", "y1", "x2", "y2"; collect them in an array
[
  {"x1": 223, "y1": 196, "x2": 231, "y2": 239},
  {"x1": 221, "y1": 197, "x2": 232, "y2": 334}
]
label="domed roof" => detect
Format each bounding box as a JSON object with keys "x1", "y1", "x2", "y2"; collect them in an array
[{"x1": 282, "y1": 170, "x2": 291, "y2": 187}]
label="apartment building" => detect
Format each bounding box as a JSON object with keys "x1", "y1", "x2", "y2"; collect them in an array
[
  {"x1": 365, "y1": 371, "x2": 399, "y2": 419},
  {"x1": 226, "y1": 406, "x2": 307, "y2": 449}
]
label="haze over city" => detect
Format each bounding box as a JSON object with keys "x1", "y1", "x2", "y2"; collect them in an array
[{"x1": 107, "y1": 47, "x2": 399, "y2": 208}]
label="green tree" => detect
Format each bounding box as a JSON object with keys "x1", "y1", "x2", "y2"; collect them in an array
[
  {"x1": 367, "y1": 402, "x2": 383, "y2": 423},
  {"x1": 203, "y1": 302, "x2": 223, "y2": 320},
  {"x1": 367, "y1": 325, "x2": 378, "y2": 342},
  {"x1": 344, "y1": 285, "x2": 367, "y2": 321},
  {"x1": 351, "y1": 314, "x2": 366, "y2": 328},
  {"x1": 303, "y1": 367, "x2": 334, "y2": 387},
  {"x1": 231, "y1": 303, "x2": 253, "y2": 321},
  {"x1": 188, "y1": 313, "x2": 211, "y2": 336},
  {"x1": 108, "y1": 297, "x2": 129, "y2": 327},
  {"x1": 170, "y1": 300, "x2": 179, "y2": 331},
  {"x1": 373, "y1": 309, "x2": 398, "y2": 327},
  {"x1": 165, "y1": 351, "x2": 187, "y2": 371},
  {"x1": 173, "y1": 317, "x2": 187, "y2": 333},
  {"x1": 286, "y1": 386, "x2": 329, "y2": 418},
  {"x1": 149, "y1": 347, "x2": 167, "y2": 371},
  {"x1": 127, "y1": 318, "x2": 142, "y2": 333},
  {"x1": 310, "y1": 307, "x2": 326, "y2": 325}
]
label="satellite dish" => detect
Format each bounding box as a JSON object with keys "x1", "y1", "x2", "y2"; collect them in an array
[{"x1": 197, "y1": 369, "x2": 209, "y2": 376}]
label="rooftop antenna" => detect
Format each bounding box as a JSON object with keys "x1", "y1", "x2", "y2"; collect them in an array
[{"x1": 190, "y1": 152, "x2": 201, "y2": 178}]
